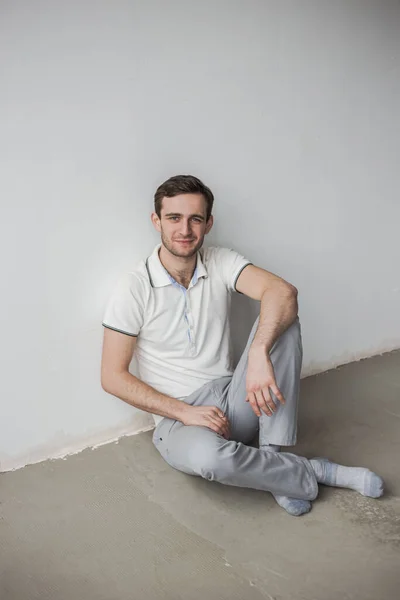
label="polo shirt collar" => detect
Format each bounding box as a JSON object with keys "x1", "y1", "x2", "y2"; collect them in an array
[{"x1": 146, "y1": 244, "x2": 208, "y2": 288}]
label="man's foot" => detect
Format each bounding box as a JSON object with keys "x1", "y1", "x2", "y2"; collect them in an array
[
  {"x1": 264, "y1": 445, "x2": 312, "y2": 516},
  {"x1": 310, "y1": 457, "x2": 384, "y2": 498},
  {"x1": 273, "y1": 494, "x2": 312, "y2": 516}
]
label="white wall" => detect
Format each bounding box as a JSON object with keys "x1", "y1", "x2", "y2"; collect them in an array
[{"x1": 1, "y1": 0, "x2": 399, "y2": 471}]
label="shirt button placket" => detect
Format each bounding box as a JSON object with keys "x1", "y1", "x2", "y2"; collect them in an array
[{"x1": 186, "y1": 292, "x2": 196, "y2": 355}]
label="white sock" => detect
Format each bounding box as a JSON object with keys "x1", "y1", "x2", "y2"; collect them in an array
[
  {"x1": 262, "y1": 445, "x2": 312, "y2": 516},
  {"x1": 310, "y1": 458, "x2": 384, "y2": 498}
]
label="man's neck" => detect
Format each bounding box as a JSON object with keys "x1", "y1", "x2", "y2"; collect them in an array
[{"x1": 158, "y1": 245, "x2": 197, "y2": 289}]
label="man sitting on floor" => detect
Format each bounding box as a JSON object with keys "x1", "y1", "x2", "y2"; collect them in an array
[{"x1": 101, "y1": 174, "x2": 384, "y2": 516}]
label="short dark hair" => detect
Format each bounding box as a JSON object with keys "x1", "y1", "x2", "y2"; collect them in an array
[{"x1": 154, "y1": 175, "x2": 214, "y2": 221}]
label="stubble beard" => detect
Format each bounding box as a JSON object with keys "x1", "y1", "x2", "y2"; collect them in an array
[{"x1": 160, "y1": 229, "x2": 205, "y2": 259}]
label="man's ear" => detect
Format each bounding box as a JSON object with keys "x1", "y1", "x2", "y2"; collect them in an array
[
  {"x1": 205, "y1": 215, "x2": 214, "y2": 234},
  {"x1": 151, "y1": 212, "x2": 161, "y2": 233}
]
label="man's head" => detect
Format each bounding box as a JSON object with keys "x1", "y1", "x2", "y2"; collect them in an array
[{"x1": 151, "y1": 175, "x2": 214, "y2": 258}]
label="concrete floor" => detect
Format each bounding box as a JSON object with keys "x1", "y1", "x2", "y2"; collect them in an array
[{"x1": 1, "y1": 351, "x2": 399, "y2": 600}]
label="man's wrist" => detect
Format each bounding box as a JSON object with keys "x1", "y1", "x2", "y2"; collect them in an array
[
  {"x1": 249, "y1": 340, "x2": 272, "y2": 356},
  {"x1": 174, "y1": 401, "x2": 191, "y2": 423}
]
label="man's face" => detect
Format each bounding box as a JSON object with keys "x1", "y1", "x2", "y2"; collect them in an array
[{"x1": 151, "y1": 193, "x2": 213, "y2": 258}]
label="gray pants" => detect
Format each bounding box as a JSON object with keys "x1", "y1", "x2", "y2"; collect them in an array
[{"x1": 153, "y1": 318, "x2": 318, "y2": 500}]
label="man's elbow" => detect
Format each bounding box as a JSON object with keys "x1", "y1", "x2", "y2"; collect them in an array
[
  {"x1": 261, "y1": 282, "x2": 298, "y2": 302},
  {"x1": 287, "y1": 283, "x2": 298, "y2": 298},
  {"x1": 101, "y1": 371, "x2": 117, "y2": 395},
  {"x1": 101, "y1": 367, "x2": 132, "y2": 395},
  {"x1": 280, "y1": 282, "x2": 299, "y2": 316},
  {"x1": 101, "y1": 377, "x2": 111, "y2": 394},
  {"x1": 277, "y1": 281, "x2": 298, "y2": 299}
]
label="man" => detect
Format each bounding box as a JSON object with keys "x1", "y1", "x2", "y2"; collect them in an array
[{"x1": 101, "y1": 174, "x2": 383, "y2": 516}]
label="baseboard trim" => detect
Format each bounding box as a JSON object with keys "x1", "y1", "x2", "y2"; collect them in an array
[{"x1": 0, "y1": 411, "x2": 155, "y2": 473}]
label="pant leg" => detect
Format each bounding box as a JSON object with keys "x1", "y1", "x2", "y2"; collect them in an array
[
  {"x1": 152, "y1": 376, "x2": 318, "y2": 501},
  {"x1": 217, "y1": 317, "x2": 303, "y2": 446},
  {"x1": 153, "y1": 415, "x2": 318, "y2": 500}
]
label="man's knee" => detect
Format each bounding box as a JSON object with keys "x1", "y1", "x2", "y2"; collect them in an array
[{"x1": 188, "y1": 441, "x2": 233, "y2": 481}]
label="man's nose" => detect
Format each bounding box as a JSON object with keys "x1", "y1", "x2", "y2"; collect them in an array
[{"x1": 180, "y1": 220, "x2": 192, "y2": 236}]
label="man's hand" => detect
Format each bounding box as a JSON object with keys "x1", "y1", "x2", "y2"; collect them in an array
[
  {"x1": 246, "y1": 348, "x2": 285, "y2": 417},
  {"x1": 180, "y1": 405, "x2": 231, "y2": 439}
]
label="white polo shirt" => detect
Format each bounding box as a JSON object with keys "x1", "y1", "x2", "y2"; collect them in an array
[{"x1": 103, "y1": 244, "x2": 251, "y2": 425}]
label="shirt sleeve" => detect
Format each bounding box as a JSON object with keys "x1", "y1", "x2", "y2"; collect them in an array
[
  {"x1": 102, "y1": 273, "x2": 146, "y2": 337},
  {"x1": 214, "y1": 247, "x2": 252, "y2": 292}
]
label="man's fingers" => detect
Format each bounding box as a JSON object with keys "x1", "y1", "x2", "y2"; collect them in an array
[
  {"x1": 270, "y1": 384, "x2": 285, "y2": 405},
  {"x1": 247, "y1": 392, "x2": 262, "y2": 417},
  {"x1": 212, "y1": 408, "x2": 228, "y2": 421},
  {"x1": 208, "y1": 414, "x2": 230, "y2": 439},
  {"x1": 212, "y1": 409, "x2": 229, "y2": 426},
  {"x1": 247, "y1": 388, "x2": 280, "y2": 417},
  {"x1": 213, "y1": 410, "x2": 230, "y2": 437},
  {"x1": 261, "y1": 388, "x2": 277, "y2": 415},
  {"x1": 215, "y1": 419, "x2": 230, "y2": 438},
  {"x1": 254, "y1": 390, "x2": 267, "y2": 414},
  {"x1": 207, "y1": 420, "x2": 224, "y2": 436},
  {"x1": 256, "y1": 389, "x2": 273, "y2": 416}
]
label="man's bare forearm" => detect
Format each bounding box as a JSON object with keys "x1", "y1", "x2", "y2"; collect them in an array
[
  {"x1": 102, "y1": 371, "x2": 189, "y2": 421},
  {"x1": 250, "y1": 284, "x2": 298, "y2": 355}
]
